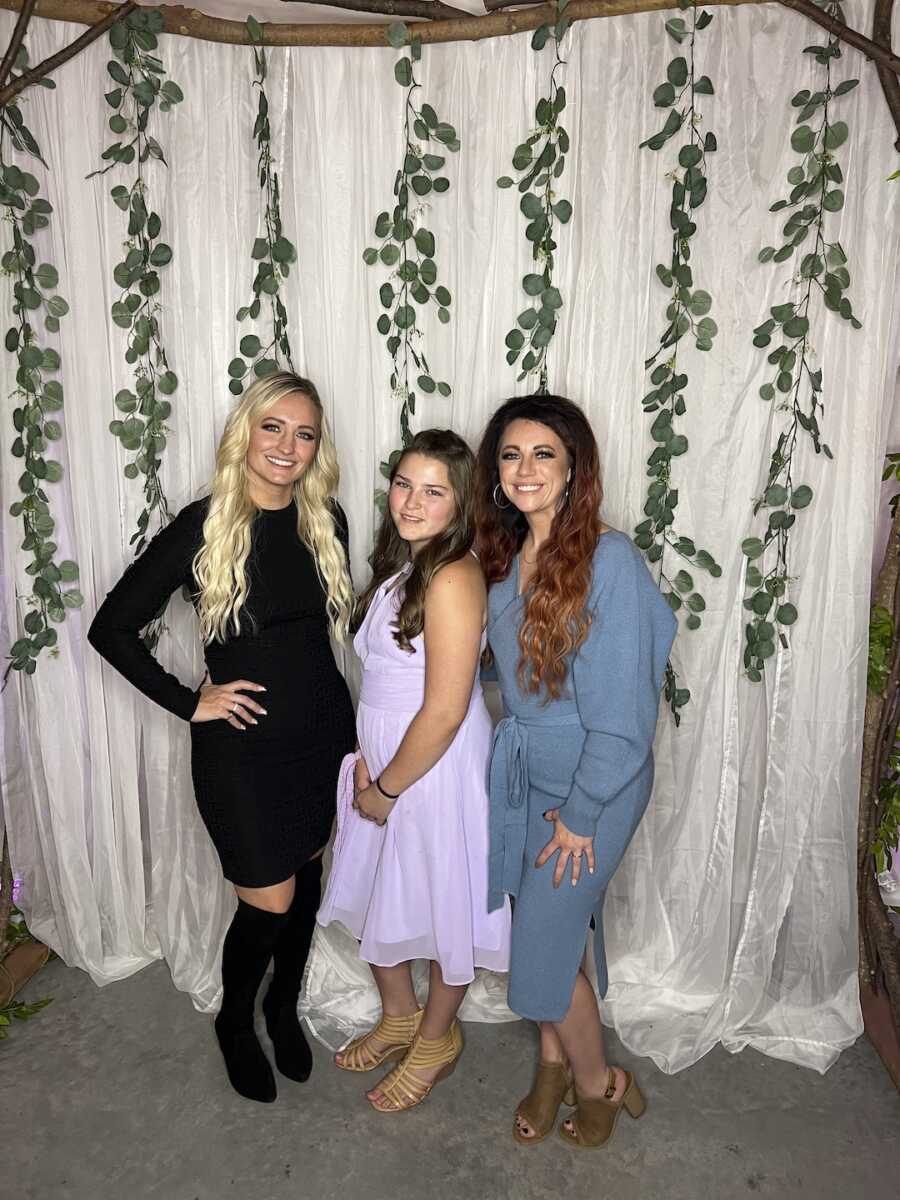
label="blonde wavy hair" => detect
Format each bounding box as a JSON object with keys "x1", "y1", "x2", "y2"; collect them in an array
[{"x1": 194, "y1": 372, "x2": 353, "y2": 644}]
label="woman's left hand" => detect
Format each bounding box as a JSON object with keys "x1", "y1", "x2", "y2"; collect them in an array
[
  {"x1": 535, "y1": 810, "x2": 596, "y2": 887},
  {"x1": 354, "y1": 782, "x2": 395, "y2": 827}
]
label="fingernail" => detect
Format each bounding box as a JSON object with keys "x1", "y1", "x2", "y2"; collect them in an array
[{"x1": 259, "y1": 708, "x2": 268, "y2": 715}]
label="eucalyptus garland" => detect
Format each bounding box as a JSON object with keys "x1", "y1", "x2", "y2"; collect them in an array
[
  {"x1": 1, "y1": 46, "x2": 81, "y2": 679},
  {"x1": 634, "y1": 1, "x2": 721, "y2": 722},
  {"x1": 741, "y1": 3, "x2": 860, "y2": 683},
  {"x1": 228, "y1": 16, "x2": 296, "y2": 394},
  {"x1": 364, "y1": 24, "x2": 457, "y2": 498},
  {"x1": 496, "y1": 3, "x2": 572, "y2": 391},
  {"x1": 92, "y1": 7, "x2": 183, "y2": 556}
]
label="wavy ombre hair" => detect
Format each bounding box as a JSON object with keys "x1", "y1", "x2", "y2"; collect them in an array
[
  {"x1": 354, "y1": 429, "x2": 475, "y2": 652},
  {"x1": 194, "y1": 372, "x2": 353, "y2": 644},
  {"x1": 475, "y1": 395, "x2": 603, "y2": 700}
]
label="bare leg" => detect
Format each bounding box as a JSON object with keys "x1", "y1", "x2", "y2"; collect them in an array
[
  {"x1": 333, "y1": 961, "x2": 417, "y2": 1067},
  {"x1": 556, "y1": 970, "x2": 626, "y2": 1133},
  {"x1": 514, "y1": 1021, "x2": 567, "y2": 1138},
  {"x1": 235, "y1": 876, "x2": 295, "y2": 914},
  {"x1": 367, "y1": 960, "x2": 466, "y2": 1105},
  {"x1": 515, "y1": 973, "x2": 626, "y2": 1138}
]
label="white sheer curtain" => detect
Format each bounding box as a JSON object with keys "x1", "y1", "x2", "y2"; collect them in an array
[{"x1": 1, "y1": 5, "x2": 898, "y2": 1072}]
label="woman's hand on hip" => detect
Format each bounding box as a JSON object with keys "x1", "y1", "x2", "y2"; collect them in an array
[
  {"x1": 354, "y1": 782, "x2": 394, "y2": 827},
  {"x1": 535, "y1": 810, "x2": 595, "y2": 888},
  {"x1": 191, "y1": 680, "x2": 267, "y2": 730}
]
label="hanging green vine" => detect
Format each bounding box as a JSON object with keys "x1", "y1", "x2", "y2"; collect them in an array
[
  {"x1": 1, "y1": 45, "x2": 81, "y2": 680},
  {"x1": 741, "y1": 3, "x2": 860, "y2": 683},
  {"x1": 91, "y1": 7, "x2": 183, "y2": 557},
  {"x1": 497, "y1": 2, "x2": 572, "y2": 392},
  {"x1": 228, "y1": 16, "x2": 296, "y2": 394},
  {"x1": 634, "y1": 1, "x2": 721, "y2": 723},
  {"x1": 364, "y1": 23, "x2": 458, "y2": 505}
]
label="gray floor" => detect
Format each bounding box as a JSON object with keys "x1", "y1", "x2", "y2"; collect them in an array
[{"x1": 6, "y1": 958, "x2": 899, "y2": 1200}]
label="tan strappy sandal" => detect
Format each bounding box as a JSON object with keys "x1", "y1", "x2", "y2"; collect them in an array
[
  {"x1": 367, "y1": 1020, "x2": 463, "y2": 1112},
  {"x1": 559, "y1": 1068, "x2": 646, "y2": 1149},
  {"x1": 334, "y1": 1009, "x2": 423, "y2": 1073},
  {"x1": 513, "y1": 1059, "x2": 576, "y2": 1145}
]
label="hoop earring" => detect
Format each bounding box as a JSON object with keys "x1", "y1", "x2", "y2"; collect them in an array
[{"x1": 493, "y1": 483, "x2": 511, "y2": 509}]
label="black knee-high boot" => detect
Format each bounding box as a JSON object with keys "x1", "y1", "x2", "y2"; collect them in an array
[
  {"x1": 215, "y1": 900, "x2": 288, "y2": 1103},
  {"x1": 262, "y1": 857, "x2": 323, "y2": 1083}
]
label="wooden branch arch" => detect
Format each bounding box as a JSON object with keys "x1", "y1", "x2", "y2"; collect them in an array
[{"x1": 0, "y1": 0, "x2": 887, "y2": 65}]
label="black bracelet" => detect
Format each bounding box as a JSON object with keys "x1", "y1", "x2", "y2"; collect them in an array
[{"x1": 376, "y1": 774, "x2": 401, "y2": 800}]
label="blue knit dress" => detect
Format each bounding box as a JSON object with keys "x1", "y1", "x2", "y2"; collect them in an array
[{"x1": 487, "y1": 530, "x2": 676, "y2": 1022}]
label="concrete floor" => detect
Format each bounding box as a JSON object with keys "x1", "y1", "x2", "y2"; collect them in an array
[{"x1": 6, "y1": 958, "x2": 899, "y2": 1200}]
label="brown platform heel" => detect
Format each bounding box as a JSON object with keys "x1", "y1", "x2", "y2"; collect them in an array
[
  {"x1": 334, "y1": 1009, "x2": 423, "y2": 1073},
  {"x1": 558, "y1": 1068, "x2": 646, "y2": 1149},
  {"x1": 367, "y1": 1020, "x2": 464, "y2": 1112},
  {"x1": 512, "y1": 1060, "x2": 576, "y2": 1146}
]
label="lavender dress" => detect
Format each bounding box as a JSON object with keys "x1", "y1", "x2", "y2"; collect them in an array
[{"x1": 317, "y1": 567, "x2": 511, "y2": 985}]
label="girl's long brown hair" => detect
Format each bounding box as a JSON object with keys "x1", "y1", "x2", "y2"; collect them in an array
[
  {"x1": 354, "y1": 429, "x2": 475, "y2": 652},
  {"x1": 474, "y1": 395, "x2": 603, "y2": 699}
]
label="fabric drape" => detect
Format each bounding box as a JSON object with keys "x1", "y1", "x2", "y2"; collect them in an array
[{"x1": 1, "y1": 6, "x2": 899, "y2": 1073}]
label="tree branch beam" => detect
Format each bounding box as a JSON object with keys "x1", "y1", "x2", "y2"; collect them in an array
[
  {"x1": 280, "y1": 0, "x2": 470, "y2": 20},
  {"x1": 0, "y1": 0, "x2": 134, "y2": 107},
  {"x1": 777, "y1": 0, "x2": 900, "y2": 75},
  {"x1": 872, "y1": 0, "x2": 900, "y2": 152},
  {"x1": 1, "y1": 0, "x2": 898, "y2": 78},
  {"x1": 0, "y1": 0, "x2": 35, "y2": 91},
  {"x1": 0, "y1": 1, "x2": 779, "y2": 50}
]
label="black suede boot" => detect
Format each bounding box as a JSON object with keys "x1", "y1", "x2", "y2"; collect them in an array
[
  {"x1": 262, "y1": 857, "x2": 323, "y2": 1083},
  {"x1": 215, "y1": 899, "x2": 288, "y2": 1103}
]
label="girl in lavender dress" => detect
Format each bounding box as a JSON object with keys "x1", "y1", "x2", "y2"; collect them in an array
[{"x1": 317, "y1": 429, "x2": 511, "y2": 1112}]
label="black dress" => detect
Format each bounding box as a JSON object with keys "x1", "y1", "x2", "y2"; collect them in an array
[{"x1": 88, "y1": 498, "x2": 356, "y2": 888}]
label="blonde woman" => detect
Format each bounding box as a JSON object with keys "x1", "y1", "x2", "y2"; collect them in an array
[{"x1": 89, "y1": 372, "x2": 355, "y2": 1104}]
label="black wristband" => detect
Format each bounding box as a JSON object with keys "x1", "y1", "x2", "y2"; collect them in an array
[{"x1": 376, "y1": 774, "x2": 401, "y2": 800}]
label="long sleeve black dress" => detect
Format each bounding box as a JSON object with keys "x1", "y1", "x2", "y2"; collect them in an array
[{"x1": 88, "y1": 497, "x2": 356, "y2": 888}]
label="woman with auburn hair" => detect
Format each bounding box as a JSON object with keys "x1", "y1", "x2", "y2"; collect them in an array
[
  {"x1": 474, "y1": 394, "x2": 676, "y2": 1150},
  {"x1": 89, "y1": 372, "x2": 355, "y2": 1104},
  {"x1": 318, "y1": 428, "x2": 510, "y2": 1112}
]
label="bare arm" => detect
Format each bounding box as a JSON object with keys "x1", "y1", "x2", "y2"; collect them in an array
[{"x1": 359, "y1": 556, "x2": 485, "y2": 817}]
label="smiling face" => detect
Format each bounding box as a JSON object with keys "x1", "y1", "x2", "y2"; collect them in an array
[
  {"x1": 497, "y1": 418, "x2": 571, "y2": 518},
  {"x1": 245, "y1": 390, "x2": 320, "y2": 508},
  {"x1": 388, "y1": 452, "x2": 457, "y2": 554}
]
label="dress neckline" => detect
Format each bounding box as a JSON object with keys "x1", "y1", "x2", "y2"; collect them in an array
[{"x1": 257, "y1": 499, "x2": 297, "y2": 519}]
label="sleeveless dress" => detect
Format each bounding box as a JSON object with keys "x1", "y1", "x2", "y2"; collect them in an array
[{"x1": 317, "y1": 566, "x2": 511, "y2": 985}]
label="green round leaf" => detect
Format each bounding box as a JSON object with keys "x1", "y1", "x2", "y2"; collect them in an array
[
  {"x1": 239, "y1": 334, "x2": 261, "y2": 357},
  {"x1": 825, "y1": 121, "x2": 848, "y2": 150},
  {"x1": 791, "y1": 484, "x2": 813, "y2": 509},
  {"x1": 394, "y1": 58, "x2": 413, "y2": 88},
  {"x1": 790, "y1": 125, "x2": 815, "y2": 154},
  {"x1": 227, "y1": 357, "x2": 247, "y2": 379},
  {"x1": 776, "y1": 603, "x2": 798, "y2": 625}
]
